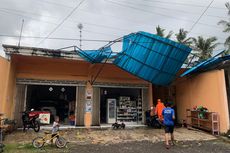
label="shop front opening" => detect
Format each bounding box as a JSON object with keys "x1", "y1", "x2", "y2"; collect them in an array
[
  {"x1": 100, "y1": 88, "x2": 142, "y2": 125},
  {"x1": 26, "y1": 85, "x2": 76, "y2": 124}
]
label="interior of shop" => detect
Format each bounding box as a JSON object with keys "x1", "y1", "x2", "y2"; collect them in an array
[
  {"x1": 26, "y1": 85, "x2": 76, "y2": 124},
  {"x1": 100, "y1": 87, "x2": 142, "y2": 124}
]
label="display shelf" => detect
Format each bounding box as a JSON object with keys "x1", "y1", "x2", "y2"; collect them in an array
[
  {"x1": 186, "y1": 109, "x2": 219, "y2": 135},
  {"x1": 116, "y1": 96, "x2": 142, "y2": 123}
]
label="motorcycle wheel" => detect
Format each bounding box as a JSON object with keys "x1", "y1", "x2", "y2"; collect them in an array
[
  {"x1": 32, "y1": 137, "x2": 44, "y2": 148},
  {"x1": 33, "y1": 121, "x2": 40, "y2": 132},
  {"x1": 55, "y1": 137, "x2": 67, "y2": 148}
]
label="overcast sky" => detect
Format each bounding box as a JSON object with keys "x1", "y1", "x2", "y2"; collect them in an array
[{"x1": 0, "y1": 0, "x2": 229, "y2": 57}]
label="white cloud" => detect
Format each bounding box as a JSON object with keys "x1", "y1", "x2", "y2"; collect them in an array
[{"x1": 0, "y1": 0, "x2": 229, "y2": 57}]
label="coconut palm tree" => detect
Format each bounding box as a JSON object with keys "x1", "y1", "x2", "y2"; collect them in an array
[
  {"x1": 218, "y1": 2, "x2": 230, "y2": 55},
  {"x1": 175, "y1": 28, "x2": 192, "y2": 46},
  {"x1": 192, "y1": 36, "x2": 218, "y2": 61},
  {"x1": 155, "y1": 25, "x2": 173, "y2": 39}
]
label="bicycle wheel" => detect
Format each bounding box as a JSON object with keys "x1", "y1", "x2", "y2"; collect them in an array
[
  {"x1": 32, "y1": 137, "x2": 44, "y2": 148},
  {"x1": 55, "y1": 137, "x2": 67, "y2": 148}
]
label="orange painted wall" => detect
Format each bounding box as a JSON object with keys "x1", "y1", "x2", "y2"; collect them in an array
[
  {"x1": 13, "y1": 55, "x2": 149, "y2": 84},
  {"x1": 176, "y1": 70, "x2": 230, "y2": 133},
  {"x1": 0, "y1": 56, "x2": 16, "y2": 118}
]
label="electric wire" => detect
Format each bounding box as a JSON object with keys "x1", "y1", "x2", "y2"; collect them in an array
[
  {"x1": 36, "y1": 0, "x2": 86, "y2": 46},
  {"x1": 105, "y1": 0, "x2": 223, "y2": 29},
  {"x1": 189, "y1": 0, "x2": 215, "y2": 33},
  {"x1": 142, "y1": 0, "x2": 224, "y2": 10},
  {"x1": 0, "y1": 9, "x2": 120, "y2": 38},
  {"x1": 111, "y1": 0, "x2": 228, "y2": 20},
  {"x1": 0, "y1": 2, "x2": 225, "y2": 35}
]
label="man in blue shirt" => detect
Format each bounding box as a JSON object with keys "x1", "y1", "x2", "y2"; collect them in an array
[{"x1": 162, "y1": 101, "x2": 175, "y2": 149}]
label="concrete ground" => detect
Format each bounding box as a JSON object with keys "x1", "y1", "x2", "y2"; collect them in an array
[{"x1": 3, "y1": 127, "x2": 230, "y2": 153}]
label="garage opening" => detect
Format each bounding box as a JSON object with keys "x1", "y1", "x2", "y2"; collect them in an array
[
  {"x1": 100, "y1": 87, "x2": 142, "y2": 125},
  {"x1": 26, "y1": 85, "x2": 76, "y2": 124}
]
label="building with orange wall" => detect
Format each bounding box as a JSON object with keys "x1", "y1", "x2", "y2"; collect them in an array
[
  {"x1": 175, "y1": 69, "x2": 230, "y2": 133},
  {"x1": 1, "y1": 44, "x2": 230, "y2": 133},
  {"x1": 0, "y1": 45, "x2": 152, "y2": 126}
]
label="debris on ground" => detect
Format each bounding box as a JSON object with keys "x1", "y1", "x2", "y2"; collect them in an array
[{"x1": 4, "y1": 127, "x2": 216, "y2": 145}]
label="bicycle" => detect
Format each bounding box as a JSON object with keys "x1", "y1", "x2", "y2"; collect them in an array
[{"x1": 32, "y1": 131, "x2": 67, "y2": 148}]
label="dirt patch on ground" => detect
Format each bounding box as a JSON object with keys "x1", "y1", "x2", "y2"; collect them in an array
[{"x1": 4, "y1": 127, "x2": 216, "y2": 145}]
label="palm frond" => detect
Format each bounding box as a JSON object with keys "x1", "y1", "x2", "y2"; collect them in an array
[
  {"x1": 155, "y1": 25, "x2": 165, "y2": 37},
  {"x1": 225, "y1": 2, "x2": 230, "y2": 15},
  {"x1": 166, "y1": 31, "x2": 173, "y2": 39}
]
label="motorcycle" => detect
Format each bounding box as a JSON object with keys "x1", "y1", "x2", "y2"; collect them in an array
[
  {"x1": 22, "y1": 110, "x2": 40, "y2": 132},
  {"x1": 145, "y1": 110, "x2": 162, "y2": 129}
]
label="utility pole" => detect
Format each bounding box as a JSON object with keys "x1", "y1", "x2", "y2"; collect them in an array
[
  {"x1": 77, "y1": 23, "x2": 83, "y2": 49},
  {"x1": 18, "y1": 19, "x2": 24, "y2": 47}
]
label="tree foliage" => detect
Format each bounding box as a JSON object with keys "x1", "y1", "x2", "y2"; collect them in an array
[
  {"x1": 218, "y1": 2, "x2": 230, "y2": 55},
  {"x1": 192, "y1": 36, "x2": 218, "y2": 61},
  {"x1": 175, "y1": 28, "x2": 192, "y2": 46},
  {"x1": 155, "y1": 25, "x2": 173, "y2": 39}
]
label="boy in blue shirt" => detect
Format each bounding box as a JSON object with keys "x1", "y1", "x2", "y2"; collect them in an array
[{"x1": 162, "y1": 102, "x2": 175, "y2": 149}]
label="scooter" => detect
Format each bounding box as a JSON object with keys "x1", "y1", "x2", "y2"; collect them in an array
[
  {"x1": 22, "y1": 110, "x2": 40, "y2": 132},
  {"x1": 146, "y1": 110, "x2": 162, "y2": 129},
  {"x1": 147, "y1": 115, "x2": 162, "y2": 129}
]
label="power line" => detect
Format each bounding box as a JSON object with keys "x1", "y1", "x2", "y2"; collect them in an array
[
  {"x1": 0, "y1": 7, "x2": 133, "y2": 33},
  {"x1": 35, "y1": 0, "x2": 225, "y2": 10},
  {"x1": 36, "y1": 0, "x2": 86, "y2": 46},
  {"x1": 18, "y1": 19, "x2": 24, "y2": 47},
  {"x1": 0, "y1": 34, "x2": 117, "y2": 42},
  {"x1": 189, "y1": 0, "x2": 215, "y2": 33},
  {"x1": 105, "y1": 0, "x2": 223, "y2": 29},
  {"x1": 0, "y1": 9, "x2": 121, "y2": 38},
  {"x1": 109, "y1": 0, "x2": 222, "y2": 29},
  {"x1": 141, "y1": 0, "x2": 224, "y2": 10},
  {"x1": 34, "y1": 0, "x2": 73, "y2": 9},
  {"x1": 0, "y1": 7, "x2": 59, "y2": 19},
  {"x1": 111, "y1": 0, "x2": 228, "y2": 20},
  {"x1": 0, "y1": 3, "x2": 225, "y2": 34},
  {"x1": 105, "y1": 0, "x2": 195, "y2": 22},
  {"x1": 0, "y1": 33, "x2": 227, "y2": 44}
]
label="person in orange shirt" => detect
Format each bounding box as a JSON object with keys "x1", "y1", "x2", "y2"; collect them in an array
[{"x1": 155, "y1": 99, "x2": 165, "y2": 121}]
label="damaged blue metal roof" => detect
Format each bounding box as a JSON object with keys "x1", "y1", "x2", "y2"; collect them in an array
[
  {"x1": 77, "y1": 31, "x2": 192, "y2": 86},
  {"x1": 114, "y1": 31, "x2": 192, "y2": 86},
  {"x1": 78, "y1": 46, "x2": 116, "y2": 63},
  {"x1": 181, "y1": 53, "x2": 230, "y2": 77}
]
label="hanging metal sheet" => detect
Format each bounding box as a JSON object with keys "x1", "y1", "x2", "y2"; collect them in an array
[
  {"x1": 113, "y1": 31, "x2": 192, "y2": 86},
  {"x1": 181, "y1": 54, "x2": 230, "y2": 77}
]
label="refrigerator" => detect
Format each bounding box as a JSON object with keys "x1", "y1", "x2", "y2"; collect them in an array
[{"x1": 107, "y1": 99, "x2": 116, "y2": 123}]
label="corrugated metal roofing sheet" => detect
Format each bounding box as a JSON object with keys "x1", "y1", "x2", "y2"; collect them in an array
[
  {"x1": 78, "y1": 46, "x2": 115, "y2": 63},
  {"x1": 181, "y1": 54, "x2": 230, "y2": 77},
  {"x1": 113, "y1": 31, "x2": 192, "y2": 86}
]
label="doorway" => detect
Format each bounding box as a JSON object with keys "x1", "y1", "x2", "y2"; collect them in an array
[
  {"x1": 26, "y1": 85, "x2": 76, "y2": 124},
  {"x1": 100, "y1": 87, "x2": 142, "y2": 124}
]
